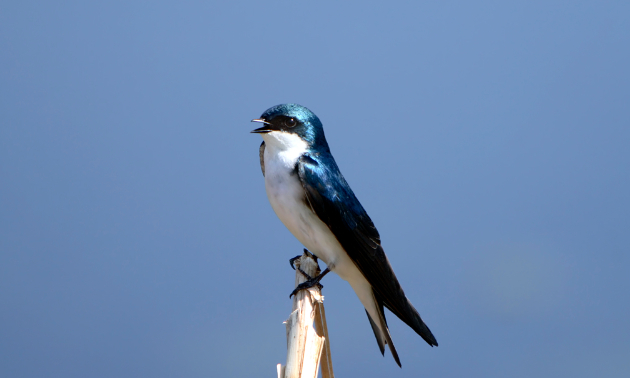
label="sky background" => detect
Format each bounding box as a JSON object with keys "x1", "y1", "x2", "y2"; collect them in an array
[{"x1": 1, "y1": 1, "x2": 629, "y2": 377}]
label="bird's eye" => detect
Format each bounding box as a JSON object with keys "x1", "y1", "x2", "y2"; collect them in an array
[{"x1": 284, "y1": 118, "x2": 297, "y2": 128}]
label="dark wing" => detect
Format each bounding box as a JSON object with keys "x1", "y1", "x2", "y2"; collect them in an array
[
  {"x1": 296, "y1": 153, "x2": 437, "y2": 347},
  {"x1": 259, "y1": 141, "x2": 265, "y2": 176}
]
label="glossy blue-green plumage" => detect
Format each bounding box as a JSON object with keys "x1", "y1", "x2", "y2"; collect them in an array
[
  {"x1": 260, "y1": 104, "x2": 374, "y2": 233},
  {"x1": 260, "y1": 104, "x2": 330, "y2": 151},
  {"x1": 257, "y1": 104, "x2": 438, "y2": 365}
]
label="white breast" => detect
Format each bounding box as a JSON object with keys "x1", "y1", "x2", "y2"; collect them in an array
[
  {"x1": 260, "y1": 131, "x2": 383, "y2": 335},
  {"x1": 261, "y1": 131, "x2": 347, "y2": 271}
]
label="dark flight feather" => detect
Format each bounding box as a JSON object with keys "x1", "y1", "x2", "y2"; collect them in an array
[{"x1": 296, "y1": 153, "x2": 438, "y2": 356}]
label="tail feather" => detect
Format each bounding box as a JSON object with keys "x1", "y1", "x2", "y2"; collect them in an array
[
  {"x1": 365, "y1": 310, "x2": 385, "y2": 355},
  {"x1": 371, "y1": 291, "x2": 402, "y2": 367}
]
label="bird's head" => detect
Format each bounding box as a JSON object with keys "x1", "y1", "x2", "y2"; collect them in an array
[{"x1": 251, "y1": 104, "x2": 329, "y2": 151}]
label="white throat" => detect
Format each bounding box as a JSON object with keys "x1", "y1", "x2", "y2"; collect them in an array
[{"x1": 262, "y1": 131, "x2": 308, "y2": 169}]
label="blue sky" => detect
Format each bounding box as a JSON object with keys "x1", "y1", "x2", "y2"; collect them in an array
[{"x1": 1, "y1": 1, "x2": 629, "y2": 377}]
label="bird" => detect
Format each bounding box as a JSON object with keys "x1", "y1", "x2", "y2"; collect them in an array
[{"x1": 251, "y1": 103, "x2": 437, "y2": 367}]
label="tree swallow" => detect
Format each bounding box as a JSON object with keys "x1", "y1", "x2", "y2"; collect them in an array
[{"x1": 252, "y1": 104, "x2": 437, "y2": 367}]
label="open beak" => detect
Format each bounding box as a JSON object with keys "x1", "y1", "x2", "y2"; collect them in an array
[{"x1": 251, "y1": 119, "x2": 272, "y2": 133}]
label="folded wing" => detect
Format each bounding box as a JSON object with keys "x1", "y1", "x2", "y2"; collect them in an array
[{"x1": 296, "y1": 153, "x2": 438, "y2": 353}]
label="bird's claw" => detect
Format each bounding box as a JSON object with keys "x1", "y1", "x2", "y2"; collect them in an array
[
  {"x1": 289, "y1": 255, "x2": 302, "y2": 270},
  {"x1": 289, "y1": 277, "x2": 324, "y2": 298},
  {"x1": 289, "y1": 249, "x2": 317, "y2": 270},
  {"x1": 289, "y1": 267, "x2": 330, "y2": 298}
]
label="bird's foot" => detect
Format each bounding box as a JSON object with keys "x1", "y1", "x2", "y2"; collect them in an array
[
  {"x1": 289, "y1": 267, "x2": 330, "y2": 298},
  {"x1": 289, "y1": 249, "x2": 317, "y2": 270},
  {"x1": 289, "y1": 255, "x2": 302, "y2": 270}
]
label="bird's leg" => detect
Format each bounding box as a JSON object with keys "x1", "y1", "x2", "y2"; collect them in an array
[{"x1": 289, "y1": 267, "x2": 331, "y2": 298}]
